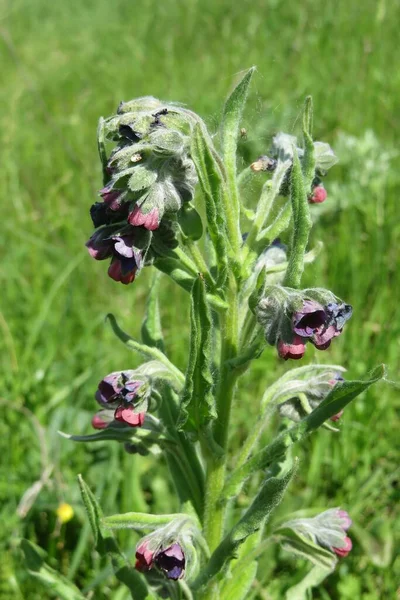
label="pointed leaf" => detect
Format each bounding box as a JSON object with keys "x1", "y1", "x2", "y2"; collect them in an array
[
  {"x1": 104, "y1": 511, "x2": 191, "y2": 531},
  {"x1": 178, "y1": 277, "x2": 217, "y2": 435},
  {"x1": 276, "y1": 527, "x2": 337, "y2": 569},
  {"x1": 285, "y1": 565, "x2": 334, "y2": 600},
  {"x1": 97, "y1": 117, "x2": 110, "y2": 185},
  {"x1": 141, "y1": 274, "x2": 164, "y2": 351},
  {"x1": 302, "y1": 96, "x2": 316, "y2": 192},
  {"x1": 21, "y1": 540, "x2": 86, "y2": 600},
  {"x1": 221, "y1": 67, "x2": 255, "y2": 224},
  {"x1": 195, "y1": 465, "x2": 296, "y2": 590},
  {"x1": 190, "y1": 123, "x2": 228, "y2": 287}
]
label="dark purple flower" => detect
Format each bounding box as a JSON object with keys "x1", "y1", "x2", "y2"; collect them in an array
[
  {"x1": 332, "y1": 536, "x2": 352, "y2": 557},
  {"x1": 292, "y1": 301, "x2": 327, "y2": 338},
  {"x1": 99, "y1": 186, "x2": 124, "y2": 211},
  {"x1": 85, "y1": 230, "x2": 114, "y2": 260},
  {"x1": 95, "y1": 372, "x2": 147, "y2": 427},
  {"x1": 277, "y1": 336, "x2": 307, "y2": 360},
  {"x1": 86, "y1": 230, "x2": 143, "y2": 285},
  {"x1": 309, "y1": 184, "x2": 327, "y2": 204},
  {"x1": 135, "y1": 541, "x2": 154, "y2": 572},
  {"x1": 292, "y1": 301, "x2": 352, "y2": 351},
  {"x1": 154, "y1": 543, "x2": 185, "y2": 580},
  {"x1": 128, "y1": 205, "x2": 160, "y2": 231}
]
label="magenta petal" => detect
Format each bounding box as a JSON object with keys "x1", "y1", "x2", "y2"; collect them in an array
[
  {"x1": 277, "y1": 336, "x2": 306, "y2": 360},
  {"x1": 114, "y1": 405, "x2": 145, "y2": 427}
]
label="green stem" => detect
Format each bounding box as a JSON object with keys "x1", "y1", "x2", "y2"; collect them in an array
[{"x1": 201, "y1": 278, "x2": 240, "y2": 599}]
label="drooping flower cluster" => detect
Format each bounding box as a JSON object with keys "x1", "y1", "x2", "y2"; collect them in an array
[
  {"x1": 268, "y1": 132, "x2": 337, "y2": 203},
  {"x1": 136, "y1": 540, "x2": 186, "y2": 580},
  {"x1": 278, "y1": 372, "x2": 346, "y2": 423},
  {"x1": 91, "y1": 370, "x2": 151, "y2": 428},
  {"x1": 279, "y1": 508, "x2": 353, "y2": 559},
  {"x1": 134, "y1": 518, "x2": 200, "y2": 582},
  {"x1": 86, "y1": 97, "x2": 200, "y2": 284},
  {"x1": 256, "y1": 286, "x2": 352, "y2": 360}
]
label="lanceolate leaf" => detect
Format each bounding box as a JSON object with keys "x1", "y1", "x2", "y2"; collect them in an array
[
  {"x1": 97, "y1": 116, "x2": 109, "y2": 185},
  {"x1": 302, "y1": 96, "x2": 316, "y2": 192},
  {"x1": 190, "y1": 124, "x2": 228, "y2": 288},
  {"x1": 276, "y1": 527, "x2": 337, "y2": 570},
  {"x1": 194, "y1": 465, "x2": 296, "y2": 590},
  {"x1": 77, "y1": 476, "x2": 153, "y2": 600},
  {"x1": 220, "y1": 67, "x2": 255, "y2": 226},
  {"x1": 285, "y1": 565, "x2": 334, "y2": 600},
  {"x1": 104, "y1": 511, "x2": 191, "y2": 531},
  {"x1": 221, "y1": 365, "x2": 384, "y2": 502},
  {"x1": 141, "y1": 273, "x2": 164, "y2": 351},
  {"x1": 178, "y1": 277, "x2": 217, "y2": 435},
  {"x1": 21, "y1": 540, "x2": 86, "y2": 600}
]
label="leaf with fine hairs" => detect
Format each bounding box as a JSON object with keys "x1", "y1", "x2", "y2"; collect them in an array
[{"x1": 141, "y1": 273, "x2": 165, "y2": 351}]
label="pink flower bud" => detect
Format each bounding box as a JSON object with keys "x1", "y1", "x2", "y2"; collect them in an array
[
  {"x1": 277, "y1": 336, "x2": 307, "y2": 360},
  {"x1": 91, "y1": 414, "x2": 108, "y2": 429},
  {"x1": 309, "y1": 185, "x2": 327, "y2": 204},
  {"x1": 333, "y1": 535, "x2": 352, "y2": 557}
]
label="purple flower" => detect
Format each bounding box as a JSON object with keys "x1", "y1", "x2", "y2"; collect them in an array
[
  {"x1": 292, "y1": 300, "x2": 327, "y2": 337},
  {"x1": 99, "y1": 186, "x2": 124, "y2": 211},
  {"x1": 277, "y1": 336, "x2": 307, "y2": 360},
  {"x1": 155, "y1": 544, "x2": 186, "y2": 580},
  {"x1": 293, "y1": 301, "x2": 352, "y2": 351},
  {"x1": 86, "y1": 230, "x2": 143, "y2": 285},
  {"x1": 95, "y1": 372, "x2": 147, "y2": 428}
]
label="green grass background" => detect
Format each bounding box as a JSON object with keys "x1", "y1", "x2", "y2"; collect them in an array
[{"x1": 0, "y1": 0, "x2": 399, "y2": 597}]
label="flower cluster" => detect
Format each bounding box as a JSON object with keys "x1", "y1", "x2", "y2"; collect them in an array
[
  {"x1": 136, "y1": 540, "x2": 186, "y2": 580},
  {"x1": 86, "y1": 97, "x2": 199, "y2": 284},
  {"x1": 280, "y1": 508, "x2": 353, "y2": 559},
  {"x1": 278, "y1": 372, "x2": 345, "y2": 422},
  {"x1": 91, "y1": 371, "x2": 150, "y2": 428},
  {"x1": 256, "y1": 286, "x2": 352, "y2": 360}
]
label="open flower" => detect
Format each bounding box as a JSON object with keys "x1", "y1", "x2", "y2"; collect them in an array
[
  {"x1": 292, "y1": 300, "x2": 352, "y2": 351},
  {"x1": 86, "y1": 229, "x2": 145, "y2": 285},
  {"x1": 95, "y1": 371, "x2": 149, "y2": 427},
  {"x1": 154, "y1": 543, "x2": 186, "y2": 580}
]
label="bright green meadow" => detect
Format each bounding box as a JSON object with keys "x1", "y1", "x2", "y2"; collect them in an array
[{"x1": 0, "y1": 0, "x2": 399, "y2": 598}]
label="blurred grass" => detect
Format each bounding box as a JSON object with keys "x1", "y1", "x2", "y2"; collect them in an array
[{"x1": 0, "y1": 0, "x2": 399, "y2": 598}]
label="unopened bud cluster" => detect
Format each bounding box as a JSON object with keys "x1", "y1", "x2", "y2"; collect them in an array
[{"x1": 86, "y1": 97, "x2": 199, "y2": 284}]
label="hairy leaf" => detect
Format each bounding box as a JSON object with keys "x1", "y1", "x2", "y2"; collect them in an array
[
  {"x1": 178, "y1": 277, "x2": 217, "y2": 435},
  {"x1": 285, "y1": 565, "x2": 334, "y2": 600},
  {"x1": 141, "y1": 273, "x2": 164, "y2": 351}
]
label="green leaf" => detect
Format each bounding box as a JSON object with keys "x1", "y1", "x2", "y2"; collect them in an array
[
  {"x1": 21, "y1": 540, "x2": 86, "y2": 600},
  {"x1": 276, "y1": 527, "x2": 337, "y2": 570},
  {"x1": 220, "y1": 67, "x2": 255, "y2": 226},
  {"x1": 302, "y1": 96, "x2": 316, "y2": 192},
  {"x1": 285, "y1": 565, "x2": 334, "y2": 600},
  {"x1": 77, "y1": 476, "x2": 153, "y2": 600},
  {"x1": 178, "y1": 277, "x2": 217, "y2": 436},
  {"x1": 220, "y1": 561, "x2": 258, "y2": 600},
  {"x1": 97, "y1": 116, "x2": 110, "y2": 185},
  {"x1": 194, "y1": 465, "x2": 296, "y2": 590},
  {"x1": 104, "y1": 511, "x2": 192, "y2": 530},
  {"x1": 283, "y1": 146, "x2": 312, "y2": 288},
  {"x1": 106, "y1": 313, "x2": 185, "y2": 386},
  {"x1": 154, "y1": 257, "x2": 194, "y2": 292},
  {"x1": 141, "y1": 273, "x2": 164, "y2": 351},
  {"x1": 128, "y1": 165, "x2": 158, "y2": 192},
  {"x1": 304, "y1": 364, "x2": 385, "y2": 432},
  {"x1": 221, "y1": 365, "x2": 384, "y2": 502},
  {"x1": 178, "y1": 203, "x2": 204, "y2": 241},
  {"x1": 190, "y1": 123, "x2": 228, "y2": 288}
]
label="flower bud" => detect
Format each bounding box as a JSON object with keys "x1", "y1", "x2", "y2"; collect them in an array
[
  {"x1": 277, "y1": 336, "x2": 306, "y2": 361},
  {"x1": 95, "y1": 371, "x2": 150, "y2": 427},
  {"x1": 280, "y1": 508, "x2": 352, "y2": 559},
  {"x1": 309, "y1": 184, "x2": 327, "y2": 204}
]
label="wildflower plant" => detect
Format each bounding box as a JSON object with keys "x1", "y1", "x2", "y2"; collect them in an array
[{"x1": 62, "y1": 68, "x2": 384, "y2": 599}]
